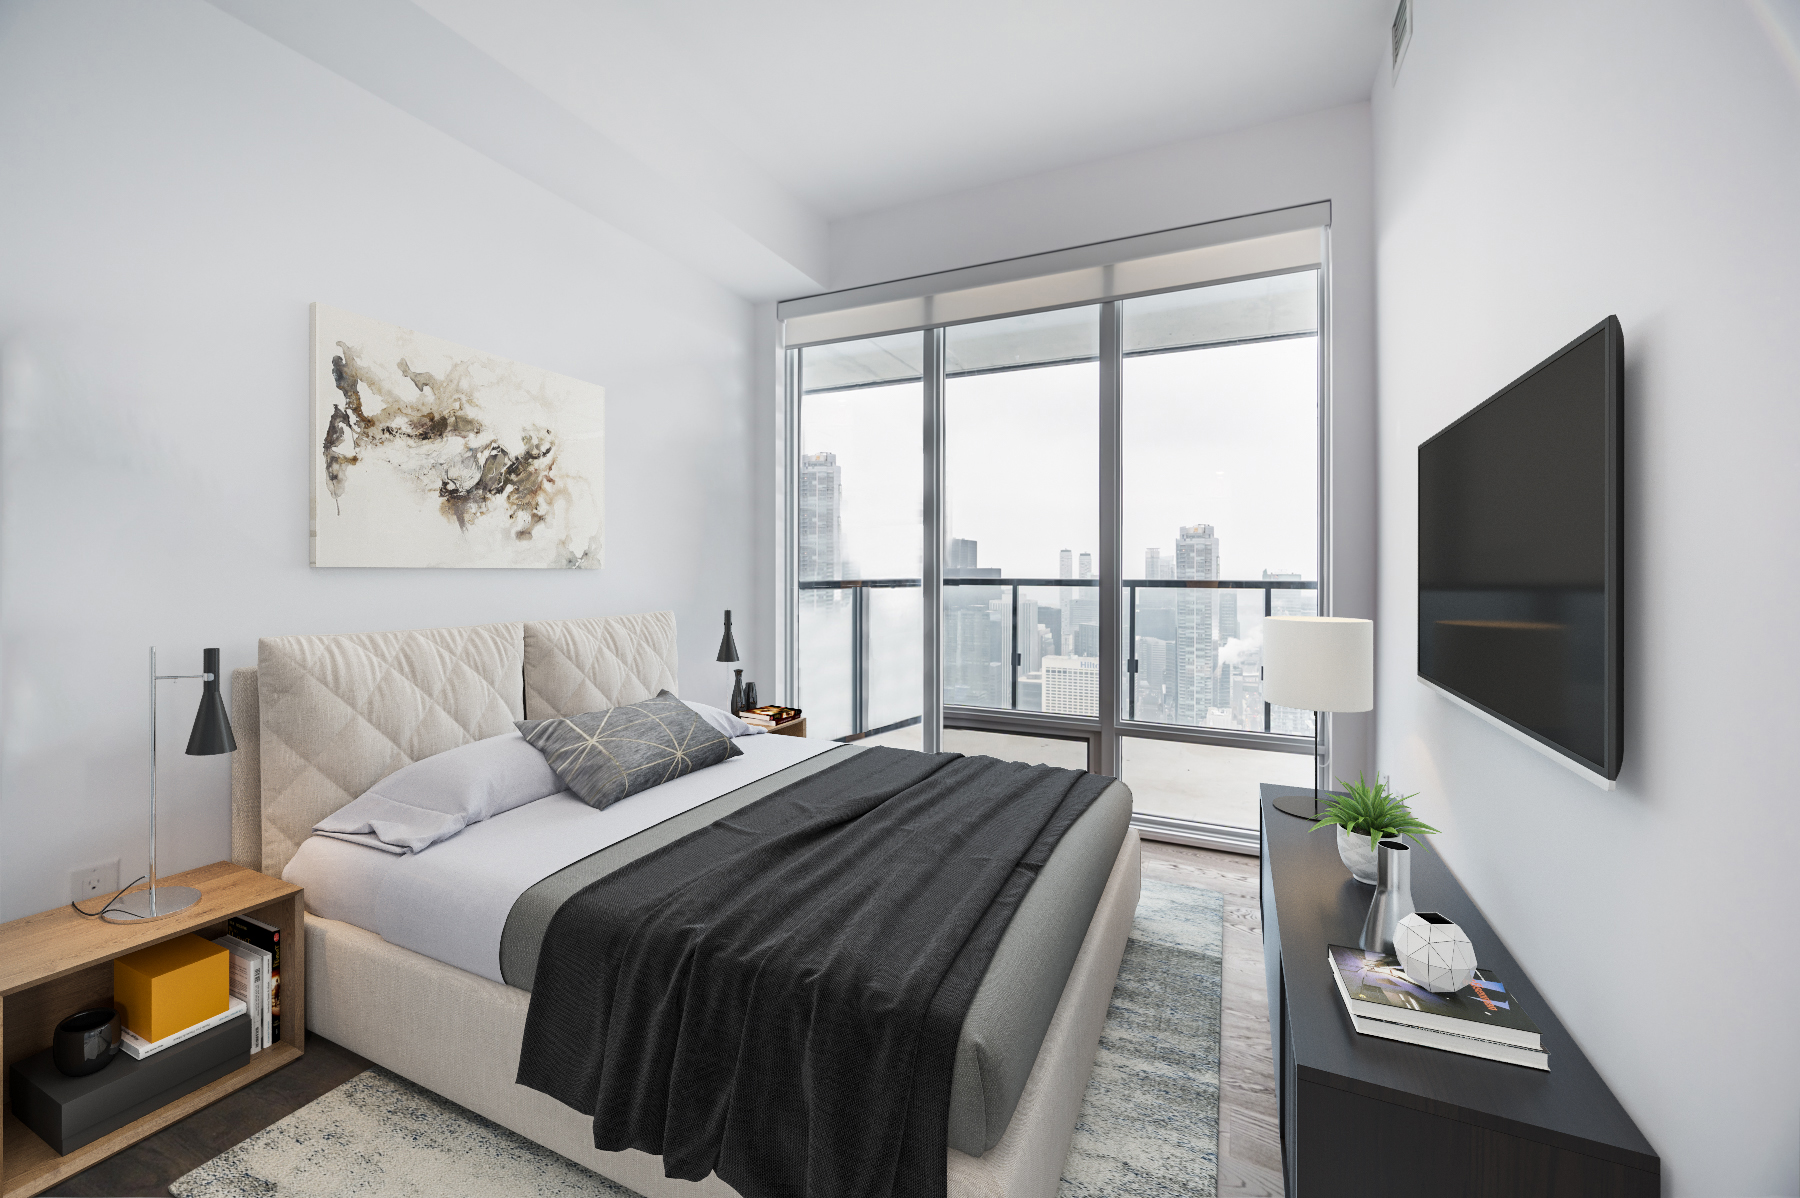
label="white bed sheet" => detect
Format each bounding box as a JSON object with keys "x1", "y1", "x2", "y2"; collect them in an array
[{"x1": 283, "y1": 735, "x2": 835, "y2": 983}]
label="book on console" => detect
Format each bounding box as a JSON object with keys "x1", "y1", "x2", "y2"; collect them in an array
[
  {"x1": 227, "y1": 915, "x2": 281, "y2": 1044},
  {"x1": 1327, "y1": 947, "x2": 1548, "y2": 1070},
  {"x1": 121, "y1": 996, "x2": 247, "y2": 1060},
  {"x1": 214, "y1": 935, "x2": 271, "y2": 1052},
  {"x1": 1327, "y1": 944, "x2": 1543, "y2": 1049},
  {"x1": 743, "y1": 705, "x2": 801, "y2": 727}
]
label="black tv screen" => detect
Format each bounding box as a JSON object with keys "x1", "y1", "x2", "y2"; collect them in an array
[{"x1": 1418, "y1": 316, "x2": 1622, "y2": 781}]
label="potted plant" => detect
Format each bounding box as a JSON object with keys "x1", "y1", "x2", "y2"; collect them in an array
[{"x1": 1311, "y1": 775, "x2": 1439, "y2": 885}]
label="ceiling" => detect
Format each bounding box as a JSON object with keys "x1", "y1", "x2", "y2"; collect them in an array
[
  {"x1": 427, "y1": 0, "x2": 1390, "y2": 220},
  {"x1": 215, "y1": 0, "x2": 1389, "y2": 297}
]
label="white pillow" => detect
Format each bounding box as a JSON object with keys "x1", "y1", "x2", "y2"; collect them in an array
[
  {"x1": 312, "y1": 730, "x2": 565, "y2": 854},
  {"x1": 682, "y1": 698, "x2": 765, "y2": 737}
]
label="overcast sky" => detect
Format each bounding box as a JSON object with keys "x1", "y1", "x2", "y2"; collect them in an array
[{"x1": 801, "y1": 336, "x2": 1318, "y2": 583}]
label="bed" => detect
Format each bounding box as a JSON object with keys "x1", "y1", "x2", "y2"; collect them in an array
[{"x1": 228, "y1": 613, "x2": 1140, "y2": 1198}]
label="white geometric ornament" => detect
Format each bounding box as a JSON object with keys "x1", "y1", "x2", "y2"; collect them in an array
[{"x1": 1393, "y1": 911, "x2": 1478, "y2": 993}]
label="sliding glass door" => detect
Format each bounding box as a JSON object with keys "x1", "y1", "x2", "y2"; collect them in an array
[
  {"x1": 794, "y1": 334, "x2": 923, "y2": 745},
  {"x1": 1117, "y1": 273, "x2": 1321, "y2": 831},
  {"x1": 785, "y1": 243, "x2": 1327, "y2": 848}
]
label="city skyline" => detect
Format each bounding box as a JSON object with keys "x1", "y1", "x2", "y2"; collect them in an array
[
  {"x1": 797, "y1": 335, "x2": 1318, "y2": 588},
  {"x1": 803, "y1": 450, "x2": 1316, "y2": 734},
  {"x1": 796, "y1": 332, "x2": 1317, "y2": 738}
]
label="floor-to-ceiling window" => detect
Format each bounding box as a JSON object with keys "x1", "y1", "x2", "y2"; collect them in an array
[
  {"x1": 782, "y1": 209, "x2": 1329, "y2": 849},
  {"x1": 794, "y1": 333, "x2": 923, "y2": 745},
  {"x1": 1116, "y1": 274, "x2": 1319, "y2": 831}
]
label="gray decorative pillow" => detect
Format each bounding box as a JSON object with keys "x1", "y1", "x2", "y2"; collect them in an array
[{"x1": 515, "y1": 690, "x2": 743, "y2": 811}]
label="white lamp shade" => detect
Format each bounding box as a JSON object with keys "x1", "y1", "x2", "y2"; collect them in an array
[{"x1": 1263, "y1": 616, "x2": 1373, "y2": 712}]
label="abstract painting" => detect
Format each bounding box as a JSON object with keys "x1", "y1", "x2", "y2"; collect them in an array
[{"x1": 310, "y1": 303, "x2": 604, "y2": 569}]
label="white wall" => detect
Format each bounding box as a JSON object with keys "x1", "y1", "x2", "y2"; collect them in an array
[
  {"x1": 0, "y1": 1, "x2": 762, "y2": 921},
  {"x1": 1372, "y1": 4, "x2": 1800, "y2": 1193},
  {"x1": 828, "y1": 102, "x2": 1379, "y2": 784}
]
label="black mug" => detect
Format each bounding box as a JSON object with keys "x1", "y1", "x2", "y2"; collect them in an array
[{"x1": 54, "y1": 1008, "x2": 121, "y2": 1077}]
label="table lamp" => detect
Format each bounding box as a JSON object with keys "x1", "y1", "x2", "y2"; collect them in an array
[
  {"x1": 1263, "y1": 616, "x2": 1373, "y2": 820},
  {"x1": 716, "y1": 609, "x2": 743, "y2": 715},
  {"x1": 105, "y1": 647, "x2": 238, "y2": 922}
]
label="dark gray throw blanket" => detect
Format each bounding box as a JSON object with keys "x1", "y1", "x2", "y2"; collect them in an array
[{"x1": 515, "y1": 746, "x2": 1111, "y2": 1198}]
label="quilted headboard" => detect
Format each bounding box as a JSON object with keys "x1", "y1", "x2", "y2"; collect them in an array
[
  {"x1": 253, "y1": 623, "x2": 524, "y2": 878},
  {"x1": 523, "y1": 611, "x2": 679, "y2": 719},
  {"x1": 230, "y1": 613, "x2": 682, "y2": 878}
]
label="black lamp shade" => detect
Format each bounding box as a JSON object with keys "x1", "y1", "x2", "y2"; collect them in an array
[
  {"x1": 716, "y1": 610, "x2": 740, "y2": 663},
  {"x1": 185, "y1": 648, "x2": 237, "y2": 756}
]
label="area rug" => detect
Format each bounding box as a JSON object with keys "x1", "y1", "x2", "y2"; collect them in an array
[
  {"x1": 170, "y1": 877, "x2": 1224, "y2": 1198},
  {"x1": 1059, "y1": 876, "x2": 1224, "y2": 1197}
]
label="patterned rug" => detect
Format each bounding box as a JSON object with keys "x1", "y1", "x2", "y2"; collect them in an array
[{"x1": 170, "y1": 877, "x2": 1224, "y2": 1197}]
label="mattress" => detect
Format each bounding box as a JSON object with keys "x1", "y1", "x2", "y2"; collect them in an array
[
  {"x1": 284, "y1": 734, "x2": 837, "y2": 981},
  {"x1": 284, "y1": 738, "x2": 1132, "y2": 1156}
]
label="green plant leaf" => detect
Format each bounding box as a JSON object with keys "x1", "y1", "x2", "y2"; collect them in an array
[{"x1": 1309, "y1": 773, "x2": 1438, "y2": 850}]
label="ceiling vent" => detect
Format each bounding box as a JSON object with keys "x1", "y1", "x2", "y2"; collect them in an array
[{"x1": 1391, "y1": 0, "x2": 1413, "y2": 78}]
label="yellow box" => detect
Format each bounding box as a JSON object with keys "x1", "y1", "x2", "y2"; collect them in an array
[{"x1": 113, "y1": 934, "x2": 229, "y2": 1043}]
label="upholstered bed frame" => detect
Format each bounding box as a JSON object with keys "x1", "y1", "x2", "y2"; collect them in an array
[{"x1": 228, "y1": 613, "x2": 1139, "y2": 1198}]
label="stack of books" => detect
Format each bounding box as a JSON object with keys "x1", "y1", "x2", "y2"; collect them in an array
[
  {"x1": 122, "y1": 997, "x2": 247, "y2": 1060},
  {"x1": 214, "y1": 931, "x2": 275, "y2": 1053},
  {"x1": 227, "y1": 914, "x2": 282, "y2": 1045},
  {"x1": 1327, "y1": 944, "x2": 1549, "y2": 1070},
  {"x1": 743, "y1": 705, "x2": 802, "y2": 731}
]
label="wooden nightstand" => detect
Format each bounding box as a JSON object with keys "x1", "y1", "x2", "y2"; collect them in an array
[
  {"x1": 769, "y1": 718, "x2": 807, "y2": 738},
  {"x1": 0, "y1": 862, "x2": 303, "y2": 1198}
]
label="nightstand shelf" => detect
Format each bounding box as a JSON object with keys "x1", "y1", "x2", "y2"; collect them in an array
[{"x1": 0, "y1": 861, "x2": 303, "y2": 1198}]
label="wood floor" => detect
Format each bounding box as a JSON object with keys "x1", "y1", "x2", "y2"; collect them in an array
[
  {"x1": 46, "y1": 841, "x2": 1282, "y2": 1197},
  {"x1": 1142, "y1": 840, "x2": 1286, "y2": 1198}
]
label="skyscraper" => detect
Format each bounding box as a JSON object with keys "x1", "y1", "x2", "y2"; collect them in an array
[
  {"x1": 1042, "y1": 655, "x2": 1098, "y2": 716},
  {"x1": 949, "y1": 538, "x2": 979, "y2": 571},
  {"x1": 1071, "y1": 549, "x2": 1098, "y2": 657},
  {"x1": 798, "y1": 452, "x2": 841, "y2": 584},
  {"x1": 1175, "y1": 523, "x2": 1220, "y2": 724},
  {"x1": 1264, "y1": 570, "x2": 1315, "y2": 734},
  {"x1": 1019, "y1": 597, "x2": 1042, "y2": 674},
  {"x1": 1134, "y1": 634, "x2": 1171, "y2": 721},
  {"x1": 1058, "y1": 548, "x2": 1074, "y2": 654},
  {"x1": 945, "y1": 604, "x2": 1001, "y2": 708}
]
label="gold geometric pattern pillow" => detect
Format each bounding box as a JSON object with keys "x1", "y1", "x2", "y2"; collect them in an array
[{"x1": 515, "y1": 690, "x2": 742, "y2": 810}]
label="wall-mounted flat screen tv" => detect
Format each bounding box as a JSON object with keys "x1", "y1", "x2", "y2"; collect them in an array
[{"x1": 1418, "y1": 316, "x2": 1622, "y2": 784}]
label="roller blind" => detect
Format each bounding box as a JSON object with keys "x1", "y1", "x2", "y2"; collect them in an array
[{"x1": 780, "y1": 201, "x2": 1328, "y2": 349}]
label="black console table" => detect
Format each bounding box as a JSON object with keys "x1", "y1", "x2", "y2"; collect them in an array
[{"x1": 1258, "y1": 785, "x2": 1658, "y2": 1197}]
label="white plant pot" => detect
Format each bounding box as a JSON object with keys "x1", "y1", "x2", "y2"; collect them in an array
[
  {"x1": 1394, "y1": 911, "x2": 1478, "y2": 992},
  {"x1": 1335, "y1": 826, "x2": 1396, "y2": 885}
]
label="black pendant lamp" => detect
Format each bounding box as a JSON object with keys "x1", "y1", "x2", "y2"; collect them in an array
[
  {"x1": 718, "y1": 610, "x2": 744, "y2": 715},
  {"x1": 716, "y1": 610, "x2": 740, "y2": 664},
  {"x1": 186, "y1": 648, "x2": 238, "y2": 755}
]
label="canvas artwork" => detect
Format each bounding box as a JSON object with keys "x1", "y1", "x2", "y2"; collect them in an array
[{"x1": 310, "y1": 303, "x2": 604, "y2": 568}]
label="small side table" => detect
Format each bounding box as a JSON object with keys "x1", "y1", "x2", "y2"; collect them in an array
[
  {"x1": 770, "y1": 718, "x2": 807, "y2": 738},
  {"x1": 0, "y1": 862, "x2": 304, "y2": 1198}
]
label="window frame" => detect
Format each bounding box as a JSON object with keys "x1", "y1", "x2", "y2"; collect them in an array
[{"x1": 779, "y1": 220, "x2": 1335, "y2": 853}]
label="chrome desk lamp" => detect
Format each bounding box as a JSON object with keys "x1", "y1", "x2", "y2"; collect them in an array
[{"x1": 106, "y1": 647, "x2": 238, "y2": 922}]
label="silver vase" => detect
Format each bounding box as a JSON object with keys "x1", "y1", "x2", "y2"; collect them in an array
[{"x1": 1359, "y1": 840, "x2": 1415, "y2": 955}]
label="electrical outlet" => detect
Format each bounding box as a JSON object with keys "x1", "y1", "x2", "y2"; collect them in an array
[{"x1": 71, "y1": 859, "x2": 120, "y2": 904}]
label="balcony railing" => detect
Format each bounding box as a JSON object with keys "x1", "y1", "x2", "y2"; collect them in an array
[{"x1": 797, "y1": 576, "x2": 1320, "y2": 741}]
